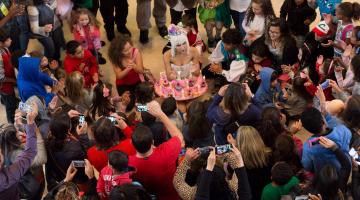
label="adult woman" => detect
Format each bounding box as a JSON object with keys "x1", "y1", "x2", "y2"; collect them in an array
[
  {"x1": 45, "y1": 112, "x2": 89, "y2": 190},
  {"x1": 0, "y1": 112, "x2": 46, "y2": 199},
  {"x1": 163, "y1": 25, "x2": 200, "y2": 80},
  {"x1": 263, "y1": 17, "x2": 298, "y2": 70},
  {"x1": 27, "y1": 0, "x2": 65, "y2": 61},
  {"x1": 87, "y1": 116, "x2": 136, "y2": 172},
  {"x1": 108, "y1": 35, "x2": 144, "y2": 112},
  {"x1": 0, "y1": 104, "x2": 38, "y2": 198},
  {"x1": 173, "y1": 147, "x2": 250, "y2": 200},
  {"x1": 206, "y1": 83, "x2": 261, "y2": 145},
  {"x1": 227, "y1": 126, "x2": 272, "y2": 200},
  {"x1": 183, "y1": 100, "x2": 215, "y2": 148}
]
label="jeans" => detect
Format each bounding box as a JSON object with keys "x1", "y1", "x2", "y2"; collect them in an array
[
  {"x1": 99, "y1": 0, "x2": 128, "y2": 32},
  {"x1": 6, "y1": 16, "x2": 30, "y2": 52},
  {"x1": 170, "y1": 7, "x2": 197, "y2": 30},
  {"x1": 136, "y1": 0, "x2": 166, "y2": 30},
  {"x1": 229, "y1": 10, "x2": 246, "y2": 37},
  {"x1": 38, "y1": 26, "x2": 65, "y2": 61},
  {"x1": 0, "y1": 93, "x2": 18, "y2": 124}
]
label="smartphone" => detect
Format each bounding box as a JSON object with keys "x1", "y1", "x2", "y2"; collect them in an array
[
  {"x1": 136, "y1": 105, "x2": 148, "y2": 112},
  {"x1": 321, "y1": 79, "x2": 330, "y2": 90},
  {"x1": 78, "y1": 115, "x2": 85, "y2": 126},
  {"x1": 350, "y1": 148, "x2": 360, "y2": 165},
  {"x1": 215, "y1": 144, "x2": 232, "y2": 155},
  {"x1": 107, "y1": 116, "x2": 118, "y2": 125},
  {"x1": 19, "y1": 102, "x2": 32, "y2": 114},
  {"x1": 72, "y1": 160, "x2": 85, "y2": 167},
  {"x1": 308, "y1": 137, "x2": 320, "y2": 147},
  {"x1": 199, "y1": 147, "x2": 212, "y2": 154}
]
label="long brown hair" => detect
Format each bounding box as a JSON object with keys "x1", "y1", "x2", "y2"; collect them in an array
[
  {"x1": 70, "y1": 8, "x2": 99, "y2": 32},
  {"x1": 108, "y1": 34, "x2": 133, "y2": 69},
  {"x1": 245, "y1": 0, "x2": 275, "y2": 26}
]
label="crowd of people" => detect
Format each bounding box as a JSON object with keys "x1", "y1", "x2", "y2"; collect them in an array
[{"x1": 1, "y1": 0, "x2": 360, "y2": 199}]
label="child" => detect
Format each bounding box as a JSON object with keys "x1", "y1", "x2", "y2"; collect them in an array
[
  {"x1": 97, "y1": 150, "x2": 135, "y2": 199},
  {"x1": 261, "y1": 162, "x2": 300, "y2": 200},
  {"x1": 161, "y1": 97, "x2": 183, "y2": 131},
  {"x1": 246, "y1": 41, "x2": 272, "y2": 92},
  {"x1": 70, "y1": 8, "x2": 106, "y2": 65},
  {"x1": 350, "y1": 26, "x2": 360, "y2": 55},
  {"x1": 198, "y1": 0, "x2": 232, "y2": 52},
  {"x1": 254, "y1": 67, "x2": 286, "y2": 108},
  {"x1": 280, "y1": 0, "x2": 316, "y2": 48},
  {"x1": 323, "y1": 2, "x2": 360, "y2": 57},
  {"x1": 17, "y1": 56, "x2": 57, "y2": 106},
  {"x1": 242, "y1": 0, "x2": 275, "y2": 46},
  {"x1": 181, "y1": 14, "x2": 205, "y2": 55},
  {"x1": 27, "y1": 0, "x2": 66, "y2": 61},
  {"x1": 63, "y1": 40, "x2": 99, "y2": 89},
  {"x1": 0, "y1": 28, "x2": 17, "y2": 123}
]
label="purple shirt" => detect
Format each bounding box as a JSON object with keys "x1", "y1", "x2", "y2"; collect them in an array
[{"x1": 0, "y1": 123, "x2": 37, "y2": 198}]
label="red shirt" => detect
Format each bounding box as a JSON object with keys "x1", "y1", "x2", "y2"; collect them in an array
[
  {"x1": 128, "y1": 137, "x2": 181, "y2": 200},
  {"x1": 87, "y1": 126, "x2": 136, "y2": 172},
  {"x1": 115, "y1": 48, "x2": 141, "y2": 86},
  {"x1": 64, "y1": 50, "x2": 98, "y2": 88},
  {"x1": 0, "y1": 48, "x2": 15, "y2": 94}
]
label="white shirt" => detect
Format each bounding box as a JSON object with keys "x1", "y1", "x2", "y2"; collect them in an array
[
  {"x1": 242, "y1": 14, "x2": 265, "y2": 40},
  {"x1": 230, "y1": 0, "x2": 250, "y2": 12}
]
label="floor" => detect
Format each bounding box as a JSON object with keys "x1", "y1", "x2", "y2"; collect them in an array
[{"x1": 0, "y1": 0, "x2": 357, "y2": 124}]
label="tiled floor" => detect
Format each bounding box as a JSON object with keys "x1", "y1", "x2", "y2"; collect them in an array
[{"x1": 0, "y1": 0, "x2": 357, "y2": 124}]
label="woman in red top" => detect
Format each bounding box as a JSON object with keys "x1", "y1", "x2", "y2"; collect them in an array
[
  {"x1": 108, "y1": 35, "x2": 144, "y2": 112},
  {"x1": 87, "y1": 115, "x2": 136, "y2": 172}
]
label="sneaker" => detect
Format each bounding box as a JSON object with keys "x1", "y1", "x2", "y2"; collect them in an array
[
  {"x1": 140, "y1": 30, "x2": 149, "y2": 44},
  {"x1": 118, "y1": 26, "x2": 132, "y2": 37},
  {"x1": 158, "y1": 26, "x2": 168, "y2": 38}
]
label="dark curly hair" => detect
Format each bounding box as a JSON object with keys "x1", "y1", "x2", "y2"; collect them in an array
[
  {"x1": 245, "y1": 0, "x2": 275, "y2": 26},
  {"x1": 222, "y1": 29, "x2": 243, "y2": 46},
  {"x1": 108, "y1": 34, "x2": 133, "y2": 69}
]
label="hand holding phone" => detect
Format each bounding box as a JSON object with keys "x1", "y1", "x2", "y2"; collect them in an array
[
  {"x1": 72, "y1": 160, "x2": 85, "y2": 167},
  {"x1": 215, "y1": 144, "x2": 232, "y2": 155}
]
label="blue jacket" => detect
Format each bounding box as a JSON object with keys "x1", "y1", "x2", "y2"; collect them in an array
[
  {"x1": 254, "y1": 67, "x2": 284, "y2": 108},
  {"x1": 206, "y1": 94, "x2": 262, "y2": 145},
  {"x1": 17, "y1": 57, "x2": 55, "y2": 105},
  {"x1": 302, "y1": 114, "x2": 351, "y2": 173}
]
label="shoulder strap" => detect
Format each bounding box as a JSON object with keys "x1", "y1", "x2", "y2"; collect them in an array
[{"x1": 341, "y1": 24, "x2": 353, "y2": 41}]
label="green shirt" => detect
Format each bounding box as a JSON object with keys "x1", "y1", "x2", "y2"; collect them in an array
[{"x1": 261, "y1": 176, "x2": 300, "y2": 200}]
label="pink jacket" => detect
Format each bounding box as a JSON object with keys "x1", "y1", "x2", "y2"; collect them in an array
[
  {"x1": 73, "y1": 24, "x2": 101, "y2": 51},
  {"x1": 96, "y1": 166, "x2": 134, "y2": 198}
]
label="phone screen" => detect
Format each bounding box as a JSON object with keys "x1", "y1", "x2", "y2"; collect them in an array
[
  {"x1": 136, "y1": 105, "x2": 148, "y2": 112},
  {"x1": 72, "y1": 160, "x2": 85, "y2": 167},
  {"x1": 215, "y1": 144, "x2": 232, "y2": 155},
  {"x1": 78, "y1": 115, "x2": 85, "y2": 126},
  {"x1": 107, "y1": 116, "x2": 118, "y2": 125}
]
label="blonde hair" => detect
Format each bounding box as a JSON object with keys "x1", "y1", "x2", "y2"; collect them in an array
[
  {"x1": 55, "y1": 182, "x2": 80, "y2": 200},
  {"x1": 235, "y1": 126, "x2": 271, "y2": 169},
  {"x1": 65, "y1": 72, "x2": 85, "y2": 104}
]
